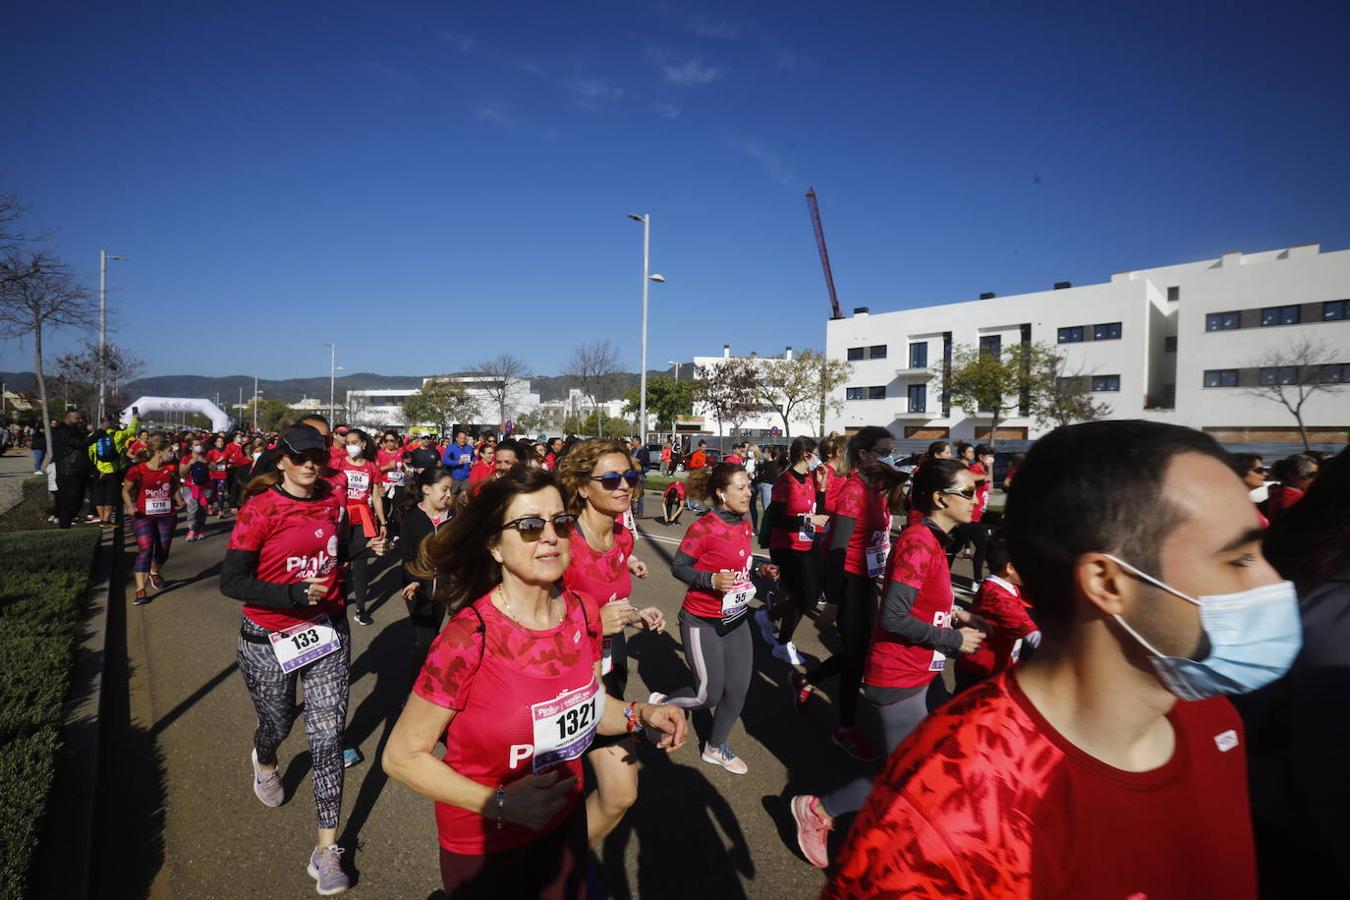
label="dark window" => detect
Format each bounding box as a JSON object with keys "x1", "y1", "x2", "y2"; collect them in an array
[
  {"x1": 907, "y1": 384, "x2": 926, "y2": 413},
  {"x1": 868, "y1": 345, "x2": 887, "y2": 360},
  {"x1": 1322, "y1": 363, "x2": 1349, "y2": 384},
  {"x1": 867, "y1": 385, "x2": 886, "y2": 400},
  {"x1": 1206, "y1": 311, "x2": 1241, "y2": 331},
  {"x1": 1261, "y1": 305, "x2": 1301, "y2": 327},
  {"x1": 1259, "y1": 366, "x2": 1298, "y2": 385},
  {"x1": 845, "y1": 387, "x2": 864, "y2": 400},
  {"x1": 1323, "y1": 300, "x2": 1349, "y2": 321},
  {"x1": 1057, "y1": 326, "x2": 1084, "y2": 343},
  {"x1": 908, "y1": 342, "x2": 928, "y2": 368},
  {"x1": 1093, "y1": 322, "x2": 1123, "y2": 341},
  {"x1": 1203, "y1": 369, "x2": 1239, "y2": 388},
  {"x1": 1167, "y1": 286, "x2": 1180, "y2": 302},
  {"x1": 1091, "y1": 374, "x2": 1121, "y2": 392},
  {"x1": 847, "y1": 347, "x2": 864, "y2": 361},
  {"x1": 979, "y1": 335, "x2": 1002, "y2": 356},
  {"x1": 1164, "y1": 336, "x2": 1178, "y2": 352}
]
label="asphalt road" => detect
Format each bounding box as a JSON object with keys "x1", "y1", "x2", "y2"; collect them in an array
[{"x1": 116, "y1": 502, "x2": 974, "y2": 899}]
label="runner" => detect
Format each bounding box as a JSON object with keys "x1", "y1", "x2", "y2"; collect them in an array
[
  {"x1": 469, "y1": 444, "x2": 497, "y2": 489},
  {"x1": 657, "y1": 462, "x2": 780, "y2": 775},
  {"x1": 221, "y1": 427, "x2": 386, "y2": 895},
  {"x1": 557, "y1": 439, "x2": 666, "y2": 846},
  {"x1": 122, "y1": 434, "x2": 184, "y2": 604},
  {"x1": 442, "y1": 430, "x2": 475, "y2": 496},
  {"x1": 376, "y1": 431, "x2": 407, "y2": 533},
  {"x1": 398, "y1": 467, "x2": 456, "y2": 678},
  {"x1": 206, "y1": 433, "x2": 233, "y2": 517},
  {"x1": 790, "y1": 458, "x2": 987, "y2": 868},
  {"x1": 948, "y1": 442, "x2": 993, "y2": 585},
  {"x1": 792, "y1": 426, "x2": 904, "y2": 761},
  {"x1": 335, "y1": 428, "x2": 387, "y2": 627},
  {"x1": 953, "y1": 529, "x2": 1040, "y2": 694},
  {"x1": 760, "y1": 436, "x2": 830, "y2": 666},
  {"x1": 179, "y1": 439, "x2": 212, "y2": 542},
  {"x1": 659, "y1": 479, "x2": 686, "y2": 526},
  {"x1": 820, "y1": 420, "x2": 1289, "y2": 899},
  {"x1": 381, "y1": 467, "x2": 685, "y2": 898}
]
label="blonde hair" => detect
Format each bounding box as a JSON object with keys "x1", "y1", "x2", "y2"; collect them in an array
[{"x1": 556, "y1": 438, "x2": 642, "y2": 516}]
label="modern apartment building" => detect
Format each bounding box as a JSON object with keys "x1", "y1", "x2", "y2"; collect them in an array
[
  {"x1": 346, "y1": 374, "x2": 541, "y2": 431},
  {"x1": 825, "y1": 243, "x2": 1350, "y2": 445}
]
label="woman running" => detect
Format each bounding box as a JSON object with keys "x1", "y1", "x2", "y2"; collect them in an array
[
  {"x1": 760, "y1": 437, "x2": 830, "y2": 666},
  {"x1": 179, "y1": 439, "x2": 212, "y2": 542},
  {"x1": 122, "y1": 434, "x2": 184, "y2": 605},
  {"x1": 382, "y1": 467, "x2": 685, "y2": 899},
  {"x1": 221, "y1": 427, "x2": 386, "y2": 895},
  {"x1": 557, "y1": 439, "x2": 665, "y2": 846},
  {"x1": 659, "y1": 463, "x2": 780, "y2": 775},
  {"x1": 335, "y1": 428, "x2": 387, "y2": 627},
  {"x1": 792, "y1": 426, "x2": 904, "y2": 762},
  {"x1": 789, "y1": 459, "x2": 987, "y2": 869},
  {"x1": 399, "y1": 467, "x2": 456, "y2": 678},
  {"x1": 206, "y1": 433, "x2": 232, "y2": 517}
]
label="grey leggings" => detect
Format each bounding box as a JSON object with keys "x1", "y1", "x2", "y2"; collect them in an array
[
  {"x1": 237, "y1": 616, "x2": 351, "y2": 829},
  {"x1": 664, "y1": 611, "x2": 753, "y2": 748},
  {"x1": 820, "y1": 685, "x2": 931, "y2": 818}
]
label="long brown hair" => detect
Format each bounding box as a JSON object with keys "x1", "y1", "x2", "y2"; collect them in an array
[
  {"x1": 687, "y1": 461, "x2": 746, "y2": 505},
  {"x1": 556, "y1": 437, "x2": 640, "y2": 516},
  {"x1": 410, "y1": 466, "x2": 564, "y2": 612}
]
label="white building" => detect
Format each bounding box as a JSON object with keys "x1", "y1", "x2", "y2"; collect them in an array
[
  {"x1": 825, "y1": 243, "x2": 1350, "y2": 445},
  {"x1": 681, "y1": 345, "x2": 796, "y2": 438},
  {"x1": 346, "y1": 374, "x2": 541, "y2": 432}
]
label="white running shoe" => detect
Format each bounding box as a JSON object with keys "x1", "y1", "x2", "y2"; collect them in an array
[
  {"x1": 701, "y1": 742, "x2": 749, "y2": 775},
  {"x1": 772, "y1": 641, "x2": 804, "y2": 667}
]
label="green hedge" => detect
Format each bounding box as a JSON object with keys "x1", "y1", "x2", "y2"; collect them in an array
[
  {"x1": 0, "y1": 476, "x2": 53, "y2": 533},
  {"x1": 0, "y1": 526, "x2": 99, "y2": 900}
]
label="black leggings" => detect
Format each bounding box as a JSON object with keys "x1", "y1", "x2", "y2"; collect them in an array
[
  {"x1": 949, "y1": 521, "x2": 990, "y2": 582},
  {"x1": 406, "y1": 593, "x2": 446, "y2": 681},
  {"x1": 349, "y1": 530, "x2": 375, "y2": 614},
  {"x1": 805, "y1": 571, "x2": 876, "y2": 727},
  {"x1": 770, "y1": 547, "x2": 823, "y2": 644}
]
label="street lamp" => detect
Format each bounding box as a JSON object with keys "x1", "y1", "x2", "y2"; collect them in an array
[
  {"x1": 668, "y1": 360, "x2": 680, "y2": 381},
  {"x1": 252, "y1": 377, "x2": 261, "y2": 431},
  {"x1": 98, "y1": 250, "x2": 123, "y2": 423},
  {"x1": 628, "y1": 213, "x2": 667, "y2": 443},
  {"x1": 322, "y1": 343, "x2": 344, "y2": 425}
]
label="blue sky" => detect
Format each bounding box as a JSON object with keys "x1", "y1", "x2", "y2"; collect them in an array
[{"x1": 3, "y1": 0, "x2": 1348, "y2": 380}]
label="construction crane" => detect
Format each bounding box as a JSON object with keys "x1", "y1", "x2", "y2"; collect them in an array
[{"x1": 805, "y1": 187, "x2": 843, "y2": 320}]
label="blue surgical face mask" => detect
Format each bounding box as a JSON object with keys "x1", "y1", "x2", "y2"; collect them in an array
[
  {"x1": 807, "y1": 457, "x2": 820, "y2": 471},
  {"x1": 1104, "y1": 554, "x2": 1302, "y2": 702}
]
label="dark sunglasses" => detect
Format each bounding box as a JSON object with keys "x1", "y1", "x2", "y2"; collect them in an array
[
  {"x1": 940, "y1": 487, "x2": 978, "y2": 500},
  {"x1": 591, "y1": 470, "x2": 641, "y2": 490},
  {"x1": 1251, "y1": 466, "x2": 1269, "y2": 474},
  {"x1": 285, "y1": 450, "x2": 328, "y2": 466},
  {"x1": 500, "y1": 514, "x2": 576, "y2": 541}
]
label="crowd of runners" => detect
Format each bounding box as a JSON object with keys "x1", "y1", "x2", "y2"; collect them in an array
[{"x1": 13, "y1": 406, "x2": 1347, "y2": 898}]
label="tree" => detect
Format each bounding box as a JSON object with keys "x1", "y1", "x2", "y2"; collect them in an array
[
  {"x1": 252, "y1": 398, "x2": 296, "y2": 432},
  {"x1": 564, "y1": 411, "x2": 634, "y2": 438},
  {"x1": 692, "y1": 358, "x2": 760, "y2": 438},
  {"x1": 940, "y1": 342, "x2": 1027, "y2": 449},
  {"x1": 514, "y1": 408, "x2": 550, "y2": 438},
  {"x1": 403, "y1": 380, "x2": 480, "y2": 435},
  {"x1": 624, "y1": 375, "x2": 694, "y2": 432},
  {"x1": 50, "y1": 339, "x2": 145, "y2": 421},
  {"x1": 758, "y1": 349, "x2": 853, "y2": 439},
  {"x1": 1027, "y1": 346, "x2": 1112, "y2": 429},
  {"x1": 565, "y1": 340, "x2": 623, "y2": 436},
  {"x1": 1243, "y1": 336, "x2": 1346, "y2": 451},
  {"x1": 475, "y1": 353, "x2": 530, "y2": 430}
]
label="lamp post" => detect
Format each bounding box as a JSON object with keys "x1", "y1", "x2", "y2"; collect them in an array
[
  {"x1": 252, "y1": 377, "x2": 260, "y2": 431},
  {"x1": 668, "y1": 360, "x2": 680, "y2": 381},
  {"x1": 322, "y1": 343, "x2": 343, "y2": 425},
  {"x1": 98, "y1": 250, "x2": 122, "y2": 423},
  {"x1": 627, "y1": 214, "x2": 666, "y2": 443}
]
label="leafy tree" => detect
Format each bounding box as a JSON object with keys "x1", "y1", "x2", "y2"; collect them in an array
[
  {"x1": 694, "y1": 357, "x2": 760, "y2": 438},
  {"x1": 758, "y1": 349, "x2": 852, "y2": 438},
  {"x1": 252, "y1": 398, "x2": 296, "y2": 432},
  {"x1": 475, "y1": 353, "x2": 530, "y2": 430},
  {"x1": 624, "y1": 375, "x2": 694, "y2": 430},
  {"x1": 941, "y1": 343, "x2": 1026, "y2": 449},
  {"x1": 513, "y1": 409, "x2": 550, "y2": 438},
  {"x1": 1243, "y1": 336, "x2": 1346, "y2": 451},
  {"x1": 403, "y1": 380, "x2": 480, "y2": 435},
  {"x1": 564, "y1": 411, "x2": 633, "y2": 438}
]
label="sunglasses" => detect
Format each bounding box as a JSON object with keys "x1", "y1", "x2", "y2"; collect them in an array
[
  {"x1": 285, "y1": 450, "x2": 328, "y2": 467},
  {"x1": 500, "y1": 514, "x2": 576, "y2": 541},
  {"x1": 1251, "y1": 466, "x2": 1269, "y2": 474},
  {"x1": 940, "y1": 487, "x2": 978, "y2": 500},
  {"x1": 591, "y1": 470, "x2": 641, "y2": 490}
]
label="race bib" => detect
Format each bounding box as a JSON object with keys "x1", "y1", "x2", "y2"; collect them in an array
[
  {"x1": 346, "y1": 471, "x2": 370, "y2": 494},
  {"x1": 865, "y1": 530, "x2": 890, "y2": 578},
  {"x1": 930, "y1": 608, "x2": 953, "y2": 671},
  {"x1": 721, "y1": 580, "x2": 756, "y2": 618},
  {"x1": 386, "y1": 468, "x2": 404, "y2": 486},
  {"x1": 530, "y1": 679, "x2": 604, "y2": 773},
  {"x1": 268, "y1": 614, "x2": 341, "y2": 674},
  {"x1": 145, "y1": 497, "x2": 172, "y2": 515}
]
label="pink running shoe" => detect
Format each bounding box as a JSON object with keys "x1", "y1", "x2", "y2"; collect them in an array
[{"x1": 790, "y1": 795, "x2": 833, "y2": 869}]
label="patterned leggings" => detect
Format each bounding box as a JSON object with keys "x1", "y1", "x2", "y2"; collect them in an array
[
  {"x1": 236, "y1": 616, "x2": 351, "y2": 829},
  {"x1": 131, "y1": 514, "x2": 176, "y2": 573}
]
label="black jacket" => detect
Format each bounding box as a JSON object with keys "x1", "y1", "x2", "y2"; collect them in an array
[{"x1": 51, "y1": 423, "x2": 95, "y2": 476}]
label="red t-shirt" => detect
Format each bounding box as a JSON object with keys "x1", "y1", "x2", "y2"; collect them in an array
[
  {"x1": 563, "y1": 522, "x2": 634, "y2": 609},
  {"x1": 1265, "y1": 484, "x2": 1304, "y2": 524},
  {"x1": 770, "y1": 469, "x2": 820, "y2": 551},
  {"x1": 677, "y1": 510, "x2": 755, "y2": 620},
  {"x1": 956, "y1": 575, "x2": 1038, "y2": 681},
  {"x1": 969, "y1": 461, "x2": 990, "y2": 523},
  {"x1": 663, "y1": 481, "x2": 687, "y2": 502},
  {"x1": 206, "y1": 447, "x2": 231, "y2": 480},
  {"x1": 824, "y1": 673, "x2": 1257, "y2": 900},
  {"x1": 468, "y1": 459, "x2": 495, "y2": 487},
  {"x1": 832, "y1": 472, "x2": 892, "y2": 577},
  {"x1": 376, "y1": 448, "x2": 405, "y2": 486},
  {"x1": 124, "y1": 462, "x2": 178, "y2": 517},
  {"x1": 334, "y1": 457, "x2": 379, "y2": 508},
  {"x1": 413, "y1": 590, "x2": 603, "y2": 854},
  {"x1": 127, "y1": 440, "x2": 147, "y2": 459},
  {"x1": 227, "y1": 484, "x2": 346, "y2": 631},
  {"x1": 864, "y1": 521, "x2": 955, "y2": 689}
]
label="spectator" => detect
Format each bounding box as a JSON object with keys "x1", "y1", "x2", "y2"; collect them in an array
[
  {"x1": 442, "y1": 430, "x2": 475, "y2": 496},
  {"x1": 51, "y1": 409, "x2": 97, "y2": 529}
]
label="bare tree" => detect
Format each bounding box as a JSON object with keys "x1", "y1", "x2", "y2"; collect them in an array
[
  {"x1": 758, "y1": 349, "x2": 852, "y2": 439},
  {"x1": 1027, "y1": 346, "x2": 1112, "y2": 429},
  {"x1": 565, "y1": 340, "x2": 623, "y2": 436},
  {"x1": 51, "y1": 339, "x2": 146, "y2": 420},
  {"x1": 1244, "y1": 336, "x2": 1346, "y2": 450},
  {"x1": 694, "y1": 357, "x2": 760, "y2": 438},
  {"x1": 0, "y1": 249, "x2": 96, "y2": 457},
  {"x1": 475, "y1": 353, "x2": 530, "y2": 432}
]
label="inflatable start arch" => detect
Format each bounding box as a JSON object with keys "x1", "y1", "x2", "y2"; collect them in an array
[{"x1": 121, "y1": 396, "x2": 234, "y2": 433}]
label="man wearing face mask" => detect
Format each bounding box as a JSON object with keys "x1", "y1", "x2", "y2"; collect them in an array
[{"x1": 823, "y1": 420, "x2": 1298, "y2": 900}]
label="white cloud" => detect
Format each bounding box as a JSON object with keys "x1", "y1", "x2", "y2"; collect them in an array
[
  {"x1": 646, "y1": 48, "x2": 727, "y2": 86},
  {"x1": 570, "y1": 77, "x2": 624, "y2": 102},
  {"x1": 726, "y1": 138, "x2": 794, "y2": 185},
  {"x1": 688, "y1": 16, "x2": 739, "y2": 39},
  {"x1": 472, "y1": 106, "x2": 513, "y2": 128},
  {"x1": 437, "y1": 31, "x2": 475, "y2": 52},
  {"x1": 653, "y1": 101, "x2": 680, "y2": 119}
]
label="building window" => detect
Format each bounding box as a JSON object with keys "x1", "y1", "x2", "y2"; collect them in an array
[
  {"x1": 1322, "y1": 363, "x2": 1349, "y2": 384},
  {"x1": 867, "y1": 385, "x2": 886, "y2": 400},
  {"x1": 1261, "y1": 305, "x2": 1301, "y2": 327},
  {"x1": 1203, "y1": 369, "x2": 1239, "y2": 388},
  {"x1": 1206, "y1": 311, "x2": 1241, "y2": 331},
  {"x1": 847, "y1": 347, "x2": 864, "y2": 361},
  {"x1": 1259, "y1": 366, "x2": 1298, "y2": 385},
  {"x1": 868, "y1": 345, "x2": 887, "y2": 360},
  {"x1": 907, "y1": 384, "x2": 926, "y2": 413},
  {"x1": 845, "y1": 387, "x2": 864, "y2": 400},
  {"x1": 1093, "y1": 322, "x2": 1123, "y2": 340},
  {"x1": 908, "y1": 342, "x2": 928, "y2": 369},
  {"x1": 1164, "y1": 336, "x2": 1178, "y2": 352},
  {"x1": 1323, "y1": 300, "x2": 1350, "y2": 320},
  {"x1": 1167, "y1": 286, "x2": 1180, "y2": 301},
  {"x1": 1057, "y1": 326, "x2": 1084, "y2": 343},
  {"x1": 979, "y1": 335, "x2": 1002, "y2": 356},
  {"x1": 1091, "y1": 374, "x2": 1121, "y2": 392}
]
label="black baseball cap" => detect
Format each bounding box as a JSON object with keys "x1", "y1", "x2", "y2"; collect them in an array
[{"x1": 280, "y1": 426, "x2": 327, "y2": 455}]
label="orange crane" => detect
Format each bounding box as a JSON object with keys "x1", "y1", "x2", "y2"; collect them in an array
[{"x1": 805, "y1": 187, "x2": 843, "y2": 320}]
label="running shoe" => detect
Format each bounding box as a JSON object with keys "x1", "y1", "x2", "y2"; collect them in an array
[
  {"x1": 307, "y1": 844, "x2": 349, "y2": 895},
  {"x1": 85, "y1": 514, "x2": 99, "y2": 523},
  {"x1": 251, "y1": 748, "x2": 284, "y2": 807},
  {"x1": 133, "y1": 590, "x2": 150, "y2": 606},
  {"x1": 790, "y1": 795, "x2": 833, "y2": 869},
  {"x1": 754, "y1": 608, "x2": 777, "y2": 647},
  {"x1": 772, "y1": 640, "x2": 804, "y2": 667},
  {"x1": 149, "y1": 572, "x2": 165, "y2": 591},
  {"x1": 790, "y1": 671, "x2": 814, "y2": 716},
  {"x1": 354, "y1": 611, "x2": 373, "y2": 627},
  {"x1": 832, "y1": 726, "x2": 880, "y2": 762},
  {"x1": 701, "y1": 742, "x2": 748, "y2": 775}
]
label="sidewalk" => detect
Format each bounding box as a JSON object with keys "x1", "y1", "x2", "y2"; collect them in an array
[{"x1": 0, "y1": 447, "x2": 39, "y2": 516}]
